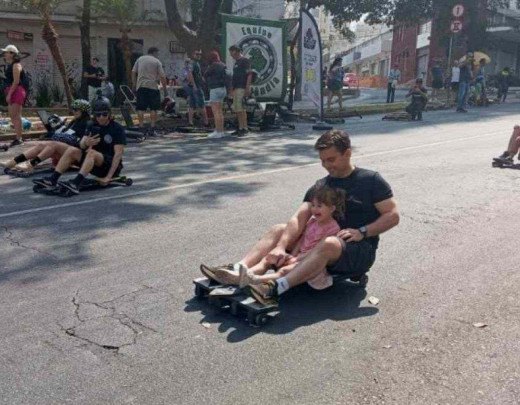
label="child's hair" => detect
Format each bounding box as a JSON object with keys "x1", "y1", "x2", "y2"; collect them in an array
[{"x1": 312, "y1": 186, "x2": 346, "y2": 221}]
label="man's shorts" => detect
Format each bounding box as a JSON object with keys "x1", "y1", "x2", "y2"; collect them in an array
[
  {"x1": 79, "y1": 151, "x2": 122, "y2": 179},
  {"x1": 326, "y1": 239, "x2": 376, "y2": 278},
  {"x1": 233, "y1": 88, "x2": 246, "y2": 112},
  {"x1": 185, "y1": 86, "x2": 205, "y2": 109},
  {"x1": 136, "y1": 88, "x2": 161, "y2": 111}
]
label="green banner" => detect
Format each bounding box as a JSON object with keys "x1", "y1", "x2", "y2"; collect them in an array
[{"x1": 221, "y1": 14, "x2": 287, "y2": 102}]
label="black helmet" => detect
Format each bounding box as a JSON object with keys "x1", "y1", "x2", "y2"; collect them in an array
[{"x1": 91, "y1": 89, "x2": 111, "y2": 113}]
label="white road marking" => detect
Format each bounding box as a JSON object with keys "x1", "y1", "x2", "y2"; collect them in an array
[{"x1": 0, "y1": 131, "x2": 503, "y2": 219}]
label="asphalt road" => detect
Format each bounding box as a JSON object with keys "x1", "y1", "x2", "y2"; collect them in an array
[{"x1": 1, "y1": 104, "x2": 520, "y2": 404}]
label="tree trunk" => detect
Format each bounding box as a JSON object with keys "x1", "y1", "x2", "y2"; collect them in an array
[
  {"x1": 164, "y1": 0, "x2": 221, "y2": 56},
  {"x1": 288, "y1": 26, "x2": 301, "y2": 110},
  {"x1": 41, "y1": 10, "x2": 73, "y2": 107},
  {"x1": 120, "y1": 30, "x2": 133, "y2": 85},
  {"x1": 79, "y1": 0, "x2": 92, "y2": 99}
]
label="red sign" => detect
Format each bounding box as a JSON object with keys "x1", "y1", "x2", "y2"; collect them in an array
[{"x1": 450, "y1": 20, "x2": 463, "y2": 33}]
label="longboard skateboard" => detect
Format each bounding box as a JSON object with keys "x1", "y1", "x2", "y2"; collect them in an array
[
  {"x1": 492, "y1": 158, "x2": 520, "y2": 170},
  {"x1": 193, "y1": 277, "x2": 279, "y2": 327},
  {"x1": 33, "y1": 176, "x2": 133, "y2": 197},
  {"x1": 0, "y1": 144, "x2": 9, "y2": 152}
]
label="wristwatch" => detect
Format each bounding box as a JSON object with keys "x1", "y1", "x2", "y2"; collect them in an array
[{"x1": 358, "y1": 226, "x2": 368, "y2": 239}]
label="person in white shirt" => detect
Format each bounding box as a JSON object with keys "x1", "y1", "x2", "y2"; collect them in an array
[{"x1": 450, "y1": 60, "x2": 460, "y2": 105}]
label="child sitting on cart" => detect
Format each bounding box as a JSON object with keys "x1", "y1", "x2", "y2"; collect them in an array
[{"x1": 203, "y1": 186, "x2": 345, "y2": 290}]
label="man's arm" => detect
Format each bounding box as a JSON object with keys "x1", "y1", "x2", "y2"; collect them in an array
[
  {"x1": 103, "y1": 144, "x2": 125, "y2": 181},
  {"x1": 268, "y1": 202, "x2": 312, "y2": 266},
  {"x1": 338, "y1": 197, "x2": 400, "y2": 242}
]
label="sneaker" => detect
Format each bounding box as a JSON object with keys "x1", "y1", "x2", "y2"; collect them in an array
[
  {"x1": 10, "y1": 138, "x2": 23, "y2": 147},
  {"x1": 207, "y1": 131, "x2": 224, "y2": 139},
  {"x1": 236, "y1": 128, "x2": 249, "y2": 137},
  {"x1": 495, "y1": 152, "x2": 513, "y2": 164},
  {"x1": 58, "y1": 180, "x2": 80, "y2": 194},
  {"x1": 32, "y1": 177, "x2": 57, "y2": 189},
  {"x1": 249, "y1": 281, "x2": 279, "y2": 306},
  {"x1": 231, "y1": 129, "x2": 242, "y2": 136},
  {"x1": 200, "y1": 263, "x2": 235, "y2": 284},
  {"x1": 0, "y1": 159, "x2": 16, "y2": 170},
  {"x1": 148, "y1": 128, "x2": 159, "y2": 137}
]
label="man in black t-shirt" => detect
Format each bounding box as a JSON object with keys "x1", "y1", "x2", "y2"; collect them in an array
[
  {"x1": 229, "y1": 45, "x2": 252, "y2": 136},
  {"x1": 33, "y1": 94, "x2": 126, "y2": 194},
  {"x1": 83, "y1": 57, "x2": 106, "y2": 101},
  {"x1": 200, "y1": 130, "x2": 400, "y2": 305}
]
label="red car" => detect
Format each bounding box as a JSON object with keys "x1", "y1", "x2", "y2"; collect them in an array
[{"x1": 343, "y1": 73, "x2": 359, "y2": 88}]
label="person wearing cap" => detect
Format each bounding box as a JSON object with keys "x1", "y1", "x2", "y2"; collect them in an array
[
  {"x1": 326, "y1": 57, "x2": 345, "y2": 112},
  {"x1": 32, "y1": 93, "x2": 127, "y2": 194},
  {"x1": 229, "y1": 45, "x2": 252, "y2": 136},
  {"x1": 131, "y1": 47, "x2": 168, "y2": 137},
  {"x1": 387, "y1": 63, "x2": 401, "y2": 103},
  {"x1": 2, "y1": 44, "x2": 29, "y2": 147}
]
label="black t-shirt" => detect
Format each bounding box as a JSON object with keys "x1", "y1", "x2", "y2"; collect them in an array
[
  {"x1": 304, "y1": 168, "x2": 394, "y2": 249},
  {"x1": 232, "y1": 57, "x2": 251, "y2": 89},
  {"x1": 85, "y1": 66, "x2": 105, "y2": 88},
  {"x1": 191, "y1": 61, "x2": 204, "y2": 88},
  {"x1": 86, "y1": 120, "x2": 126, "y2": 159}
]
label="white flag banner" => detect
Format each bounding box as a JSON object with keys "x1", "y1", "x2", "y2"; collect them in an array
[
  {"x1": 222, "y1": 14, "x2": 287, "y2": 102},
  {"x1": 300, "y1": 9, "x2": 322, "y2": 109}
]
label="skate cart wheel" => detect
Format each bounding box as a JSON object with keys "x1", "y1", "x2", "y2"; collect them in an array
[
  {"x1": 357, "y1": 274, "x2": 369, "y2": 288},
  {"x1": 194, "y1": 284, "x2": 205, "y2": 299},
  {"x1": 254, "y1": 313, "x2": 269, "y2": 327},
  {"x1": 125, "y1": 178, "x2": 133, "y2": 186}
]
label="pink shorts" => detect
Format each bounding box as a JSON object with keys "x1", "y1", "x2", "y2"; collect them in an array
[{"x1": 5, "y1": 86, "x2": 27, "y2": 106}]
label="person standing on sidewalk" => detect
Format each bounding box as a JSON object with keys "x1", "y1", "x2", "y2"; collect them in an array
[
  {"x1": 131, "y1": 47, "x2": 168, "y2": 137},
  {"x1": 204, "y1": 51, "x2": 229, "y2": 138},
  {"x1": 187, "y1": 49, "x2": 209, "y2": 128},
  {"x1": 387, "y1": 63, "x2": 401, "y2": 103},
  {"x1": 449, "y1": 60, "x2": 460, "y2": 105},
  {"x1": 497, "y1": 67, "x2": 511, "y2": 104},
  {"x1": 456, "y1": 53, "x2": 473, "y2": 113},
  {"x1": 229, "y1": 45, "x2": 252, "y2": 137},
  {"x1": 326, "y1": 57, "x2": 345, "y2": 112},
  {"x1": 83, "y1": 57, "x2": 106, "y2": 102},
  {"x1": 2, "y1": 44, "x2": 28, "y2": 147}
]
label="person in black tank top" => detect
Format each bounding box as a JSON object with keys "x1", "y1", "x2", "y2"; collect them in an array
[{"x1": 1, "y1": 44, "x2": 27, "y2": 146}]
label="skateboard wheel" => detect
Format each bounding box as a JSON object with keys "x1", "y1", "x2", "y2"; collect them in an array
[
  {"x1": 254, "y1": 314, "x2": 269, "y2": 326},
  {"x1": 32, "y1": 185, "x2": 40, "y2": 193},
  {"x1": 194, "y1": 284, "x2": 205, "y2": 299},
  {"x1": 357, "y1": 274, "x2": 369, "y2": 288},
  {"x1": 125, "y1": 178, "x2": 133, "y2": 186}
]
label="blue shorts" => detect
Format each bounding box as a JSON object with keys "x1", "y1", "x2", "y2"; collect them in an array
[
  {"x1": 185, "y1": 86, "x2": 205, "y2": 109},
  {"x1": 209, "y1": 87, "x2": 226, "y2": 103}
]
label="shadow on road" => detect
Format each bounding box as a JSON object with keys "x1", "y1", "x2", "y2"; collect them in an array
[{"x1": 184, "y1": 281, "x2": 378, "y2": 342}]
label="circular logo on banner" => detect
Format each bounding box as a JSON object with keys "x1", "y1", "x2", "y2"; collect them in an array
[
  {"x1": 238, "y1": 36, "x2": 277, "y2": 86},
  {"x1": 104, "y1": 134, "x2": 113, "y2": 144}
]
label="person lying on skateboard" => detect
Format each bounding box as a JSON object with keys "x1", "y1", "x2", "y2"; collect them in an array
[
  {"x1": 200, "y1": 129, "x2": 400, "y2": 305},
  {"x1": 32, "y1": 94, "x2": 126, "y2": 194},
  {"x1": 1, "y1": 99, "x2": 91, "y2": 173},
  {"x1": 494, "y1": 125, "x2": 520, "y2": 164}
]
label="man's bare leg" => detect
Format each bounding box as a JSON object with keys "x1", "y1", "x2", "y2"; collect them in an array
[
  {"x1": 507, "y1": 126, "x2": 520, "y2": 155},
  {"x1": 240, "y1": 224, "x2": 286, "y2": 269},
  {"x1": 55, "y1": 147, "x2": 82, "y2": 174},
  {"x1": 137, "y1": 111, "x2": 145, "y2": 128}
]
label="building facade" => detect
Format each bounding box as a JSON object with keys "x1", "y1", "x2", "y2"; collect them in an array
[{"x1": 0, "y1": 0, "x2": 285, "y2": 98}]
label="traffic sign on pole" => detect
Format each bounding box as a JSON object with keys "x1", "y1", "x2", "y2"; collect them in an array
[
  {"x1": 452, "y1": 4, "x2": 464, "y2": 18},
  {"x1": 450, "y1": 19, "x2": 463, "y2": 33}
]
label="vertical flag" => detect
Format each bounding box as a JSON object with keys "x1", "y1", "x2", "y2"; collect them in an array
[{"x1": 300, "y1": 9, "x2": 323, "y2": 118}]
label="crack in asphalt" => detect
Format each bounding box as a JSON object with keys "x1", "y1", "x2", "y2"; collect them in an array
[
  {"x1": 62, "y1": 288, "x2": 159, "y2": 354},
  {"x1": 2, "y1": 225, "x2": 58, "y2": 259}
]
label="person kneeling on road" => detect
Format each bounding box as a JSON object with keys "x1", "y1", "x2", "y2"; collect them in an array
[
  {"x1": 32, "y1": 94, "x2": 126, "y2": 194},
  {"x1": 200, "y1": 130, "x2": 400, "y2": 305},
  {"x1": 495, "y1": 125, "x2": 520, "y2": 164}
]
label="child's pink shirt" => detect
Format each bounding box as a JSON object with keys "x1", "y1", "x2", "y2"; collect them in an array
[{"x1": 298, "y1": 217, "x2": 341, "y2": 290}]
